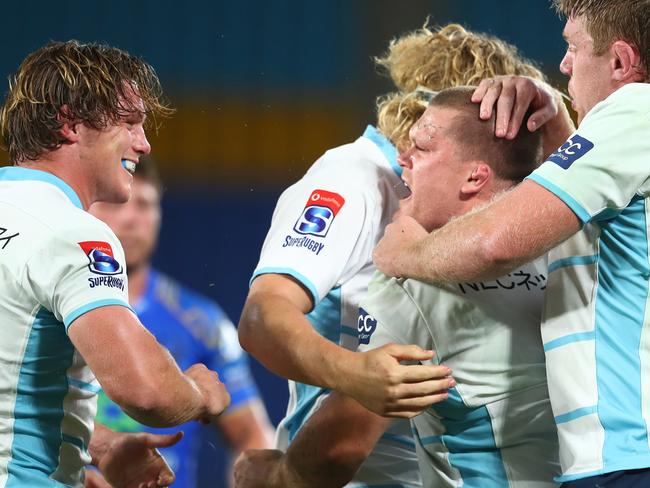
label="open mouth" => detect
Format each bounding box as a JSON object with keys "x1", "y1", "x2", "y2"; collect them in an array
[{"x1": 121, "y1": 159, "x2": 136, "y2": 174}]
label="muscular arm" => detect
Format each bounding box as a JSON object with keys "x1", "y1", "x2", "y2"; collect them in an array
[
  {"x1": 239, "y1": 274, "x2": 453, "y2": 417},
  {"x1": 234, "y1": 393, "x2": 390, "y2": 488},
  {"x1": 374, "y1": 180, "x2": 581, "y2": 283},
  {"x1": 69, "y1": 306, "x2": 229, "y2": 427},
  {"x1": 238, "y1": 273, "x2": 351, "y2": 389}
]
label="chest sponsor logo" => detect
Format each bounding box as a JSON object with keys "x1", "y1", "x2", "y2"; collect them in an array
[
  {"x1": 0, "y1": 227, "x2": 19, "y2": 250},
  {"x1": 358, "y1": 307, "x2": 377, "y2": 345},
  {"x1": 547, "y1": 134, "x2": 594, "y2": 169},
  {"x1": 457, "y1": 269, "x2": 546, "y2": 294},
  {"x1": 79, "y1": 241, "x2": 124, "y2": 276},
  {"x1": 293, "y1": 189, "x2": 345, "y2": 238}
]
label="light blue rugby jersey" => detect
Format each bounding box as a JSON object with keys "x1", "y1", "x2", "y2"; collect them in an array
[
  {"x1": 358, "y1": 265, "x2": 559, "y2": 488},
  {"x1": 0, "y1": 167, "x2": 132, "y2": 487},
  {"x1": 252, "y1": 126, "x2": 421, "y2": 487},
  {"x1": 526, "y1": 83, "x2": 650, "y2": 481}
]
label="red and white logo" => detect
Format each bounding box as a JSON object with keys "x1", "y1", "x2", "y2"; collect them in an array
[
  {"x1": 78, "y1": 241, "x2": 123, "y2": 275},
  {"x1": 294, "y1": 189, "x2": 346, "y2": 237}
]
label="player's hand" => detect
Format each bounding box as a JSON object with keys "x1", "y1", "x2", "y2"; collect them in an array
[
  {"x1": 84, "y1": 469, "x2": 112, "y2": 488},
  {"x1": 234, "y1": 449, "x2": 313, "y2": 488},
  {"x1": 97, "y1": 431, "x2": 182, "y2": 488},
  {"x1": 185, "y1": 363, "x2": 231, "y2": 422},
  {"x1": 343, "y1": 344, "x2": 455, "y2": 418},
  {"x1": 373, "y1": 214, "x2": 427, "y2": 279},
  {"x1": 471, "y1": 75, "x2": 559, "y2": 139}
]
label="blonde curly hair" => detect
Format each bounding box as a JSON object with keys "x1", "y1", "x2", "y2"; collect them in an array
[{"x1": 375, "y1": 23, "x2": 547, "y2": 152}]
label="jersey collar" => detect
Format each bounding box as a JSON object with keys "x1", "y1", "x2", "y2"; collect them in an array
[
  {"x1": 0, "y1": 166, "x2": 83, "y2": 209},
  {"x1": 362, "y1": 125, "x2": 402, "y2": 178}
]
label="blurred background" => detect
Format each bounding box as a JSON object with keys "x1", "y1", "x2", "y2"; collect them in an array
[{"x1": 0, "y1": 1, "x2": 567, "y2": 485}]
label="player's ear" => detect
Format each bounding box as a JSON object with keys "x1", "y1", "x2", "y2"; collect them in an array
[
  {"x1": 611, "y1": 40, "x2": 645, "y2": 83},
  {"x1": 461, "y1": 162, "x2": 491, "y2": 197},
  {"x1": 57, "y1": 105, "x2": 81, "y2": 143}
]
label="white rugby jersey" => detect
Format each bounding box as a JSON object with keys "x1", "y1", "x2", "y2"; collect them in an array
[
  {"x1": 357, "y1": 262, "x2": 560, "y2": 488},
  {"x1": 526, "y1": 83, "x2": 650, "y2": 482},
  {"x1": 0, "y1": 167, "x2": 132, "y2": 487},
  {"x1": 252, "y1": 126, "x2": 420, "y2": 487}
]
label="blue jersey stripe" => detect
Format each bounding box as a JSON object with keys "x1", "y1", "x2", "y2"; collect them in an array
[
  {"x1": 380, "y1": 432, "x2": 416, "y2": 449},
  {"x1": 527, "y1": 173, "x2": 591, "y2": 224},
  {"x1": 285, "y1": 287, "x2": 341, "y2": 442},
  {"x1": 66, "y1": 377, "x2": 101, "y2": 394},
  {"x1": 544, "y1": 331, "x2": 595, "y2": 352},
  {"x1": 595, "y1": 196, "x2": 650, "y2": 467},
  {"x1": 362, "y1": 125, "x2": 401, "y2": 178},
  {"x1": 340, "y1": 325, "x2": 357, "y2": 338},
  {"x1": 64, "y1": 299, "x2": 133, "y2": 329},
  {"x1": 429, "y1": 389, "x2": 508, "y2": 487},
  {"x1": 548, "y1": 254, "x2": 598, "y2": 274},
  {"x1": 6, "y1": 308, "x2": 75, "y2": 487},
  {"x1": 251, "y1": 267, "x2": 320, "y2": 306},
  {"x1": 554, "y1": 405, "x2": 597, "y2": 424}
]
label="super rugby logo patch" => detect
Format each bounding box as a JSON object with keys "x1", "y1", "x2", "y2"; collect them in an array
[
  {"x1": 293, "y1": 189, "x2": 345, "y2": 238},
  {"x1": 547, "y1": 134, "x2": 594, "y2": 169},
  {"x1": 79, "y1": 241, "x2": 123, "y2": 276}
]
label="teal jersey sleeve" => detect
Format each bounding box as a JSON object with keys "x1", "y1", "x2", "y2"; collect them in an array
[{"x1": 528, "y1": 83, "x2": 650, "y2": 223}]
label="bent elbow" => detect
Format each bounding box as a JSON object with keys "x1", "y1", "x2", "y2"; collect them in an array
[
  {"x1": 102, "y1": 378, "x2": 175, "y2": 427},
  {"x1": 237, "y1": 300, "x2": 261, "y2": 354}
]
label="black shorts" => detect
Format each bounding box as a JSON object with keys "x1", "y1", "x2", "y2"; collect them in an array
[{"x1": 562, "y1": 468, "x2": 650, "y2": 487}]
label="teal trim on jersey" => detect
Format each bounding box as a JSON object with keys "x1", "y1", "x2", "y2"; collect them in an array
[
  {"x1": 64, "y1": 299, "x2": 133, "y2": 330},
  {"x1": 285, "y1": 287, "x2": 341, "y2": 442},
  {"x1": 306, "y1": 286, "x2": 342, "y2": 344},
  {"x1": 555, "y1": 405, "x2": 598, "y2": 424},
  {"x1": 285, "y1": 383, "x2": 330, "y2": 443},
  {"x1": 594, "y1": 196, "x2": 650, "y2": 471},
  {"x1": 340, "y1": 325, "x2": 358, "y2": 337},
  {"x1": 527, "y1": 173, "x2": 591, "y2": 224},
  {"x1": 362, "y1": 125, "x2": 401, "y2": 177},
  {"x1": 251, "y1": 267, "x2": 320, "y2": 306},
  {"x1": 380, "y1": 432, "x2": 416, "y2": 449},
  {"x1": 66, "y1": 377, "x2": 101, "y2": 394},
  {"x1": 548, "y1": 254, "x2": 598, "y2": 274},
  {"x1": 418, "y1": 434, "x2": 443, "y2": 445},
  {"x1": 429, "y1": 389, "x2": 508, "y2": 487},
  {"x1": 5, "y1": 307, "x2": 75, "y2": 487},
  {"x1": 544, "y1": 331, "x2": 596, "y2": 352},
  {"x1": 0, "y1": 166, "x2": 84, "y2": 209}
]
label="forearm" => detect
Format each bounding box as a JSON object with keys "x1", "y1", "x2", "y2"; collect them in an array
[
  {"x1": 280, "y1": 393, "x2": 387, "y2": 487},
  {"x1": 397, "y1": 182, "x2": 580, "y2": 284},
  {"x1": 239, "y1": 293, "x2": 355, "y2": 391},
  {"x1": 116, "y1": 350, "x2": 206, "y2": 427}
]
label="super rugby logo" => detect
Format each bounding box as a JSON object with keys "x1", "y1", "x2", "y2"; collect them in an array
[
  {"x1": 547, "y1": 134, "x2": 594, "y2": 169},
  {"x1": 358, "y1": 307, "x2": 377, "y2": 345},
  {"x1": 293, "y1": 189, "x2": 345, "y2": 238},
  {"x1": 78, "y1": 241, "x2": 123, "y2": 276}
]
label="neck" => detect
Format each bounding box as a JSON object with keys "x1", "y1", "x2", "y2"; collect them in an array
[{"x1": 126, "y1": 263, "x2": 150, "y2": 304}]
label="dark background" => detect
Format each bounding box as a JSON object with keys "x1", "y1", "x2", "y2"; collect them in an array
[{"x1": 0, "y1": 2, "x2": 567, "y2": 485}]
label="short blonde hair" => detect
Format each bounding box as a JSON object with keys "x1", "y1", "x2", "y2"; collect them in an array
[{"x1": 375, "y1": 23, "x2": 547, "y2": 152}]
